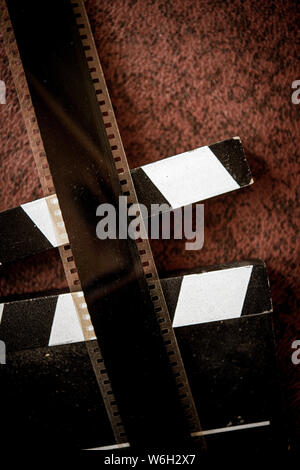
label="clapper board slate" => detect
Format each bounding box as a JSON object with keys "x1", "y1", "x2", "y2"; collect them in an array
[
  {"x1": 0, "y1": 261, "x2": 286, "y2": 454},
  {"x1": 0, "y1": 0, "x2": 287, "y2": 456},
  {"x1": 0, "y1": 137, "x2": 252, "y2": 265}
]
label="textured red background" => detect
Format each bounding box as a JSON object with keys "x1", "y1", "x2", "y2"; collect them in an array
[{"x1": 0, "y1": 0, "x2": 299, "y2": 449}]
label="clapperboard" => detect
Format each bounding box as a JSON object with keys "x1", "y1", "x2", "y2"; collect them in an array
[{"x1": 0, "y1": 0, "x2": 287, "y2": 457}]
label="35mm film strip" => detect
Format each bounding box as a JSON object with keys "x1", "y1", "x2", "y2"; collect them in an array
[
  {"x1": 0, "y1": 1, "x2": 129, "y2": 445},
  {"x1": 1, "y1": 0, "x2": 204, "y2": 448}
]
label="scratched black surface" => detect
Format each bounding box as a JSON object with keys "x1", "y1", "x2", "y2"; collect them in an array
[{"x1": 0, "y1": 341, "x2": 115, "y2": 451}]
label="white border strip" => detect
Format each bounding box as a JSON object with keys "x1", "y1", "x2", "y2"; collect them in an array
[{"x1": 191, "y1": 421, "x2": 270, "y2": 437}]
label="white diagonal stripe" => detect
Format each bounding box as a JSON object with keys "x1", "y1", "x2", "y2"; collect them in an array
[
  {"x1": 0, "y1": 304, "x2": 4, "y2": 324},
  {"x1": 191, "y1": 421, "x2": 270, "y2": 437},
  {"x1": 173, "y1": 265, "x2": 253, "y2": 328},
  {"x1": 48, "y1": 293, "x2": 84, "y2": 346},
  {"x1": 142, "y1": 146, "x2": 239, "y2": 209},
  {"x1": 21, "y1": 197, "x2": 59, "y2": 247}
]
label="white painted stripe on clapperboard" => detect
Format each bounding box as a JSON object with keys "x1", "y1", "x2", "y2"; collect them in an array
[
  {"x1": 21, "y1": 197, "x2": 59, "y2": 247},
  {"x1": 85, "y1": 442, "x2": 131, "y2": 451},
  {"x1": 0, "y1": 303, "x2": 4, "y2": 324},
  {"x1": 172, "y1": 265, "x2": 253, "y2": 328},
  {"x1": 191, "y1": 421, "x2": 271, "y2": 437},
  {"x1": 86, "y1": 421, "x2": 270, "y2": 449},
  {"x1": 48, "y1": 293, "x2": 85, "y2": 346},
  {"x1": 141, "y1": 145, "x2": 240, "y2": 209}
]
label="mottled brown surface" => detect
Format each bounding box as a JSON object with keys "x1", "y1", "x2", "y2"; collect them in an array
[{"x1": 0, "y1": 0, "x2": 299, "y2": 450}]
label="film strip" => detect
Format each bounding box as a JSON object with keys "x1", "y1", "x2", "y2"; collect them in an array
[
  {"x1": 70, "y1": 0, "x2": 204, "y2": 443},
  {"x1": 71, "y1": 0, "x2": 205, "y2": 446},
  {"x1": 1, "y1": 0, "x2": 204, "y2": 448},
  {"x1": 0, "y1": 0, "x2": 127, "y2": 445}
]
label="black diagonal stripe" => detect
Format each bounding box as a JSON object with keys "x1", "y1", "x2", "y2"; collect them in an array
[
  {"x1": 0, "y1": 295, "x2": 58, "y2": 351},
  {"x1": 160, "y1": 277, "x2": 183, "y2": 322},
  {"x1": 0, "y1": 205, "x2": 53, "y2": 264},
  {"x1": 131, "y1": 167, "x2": 171, "y2": 213},
  {"x1": 209, "y1": 138, "x2": 252, "y2": 187},
  {"x1": 241, "y1": 262, "x2": 272, "y2": 316}
]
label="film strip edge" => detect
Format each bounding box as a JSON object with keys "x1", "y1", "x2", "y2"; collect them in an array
[
  {"x1": 71, "y1": 0, "x2": 205, "y2": 446},
  {"x1": 0, "y1": 0, "x2": 128, "y2": 445}
]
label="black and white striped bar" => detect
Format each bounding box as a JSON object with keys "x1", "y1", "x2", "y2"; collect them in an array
[
  {"x1": 131, "y1": 137, "x2": 253, "y2": 214},
  {"x1": 0, "y1": 194, "x2": 68, "y2": 264},
  {"x1": 0, "y1": 138, "x2": 252, "y2": 265},
  {"x1": 0, "y1": 260, "x2": 271, "y2": 353},
  {"x1": 161, "y1": 259, "x2": 272, "y2": 327},
  {"x1": 0, "y1": 292, "x2": 94, "y2": 351},
  {"x1": 160, "y1": 260, "x2": 286, "y2": 454}
]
